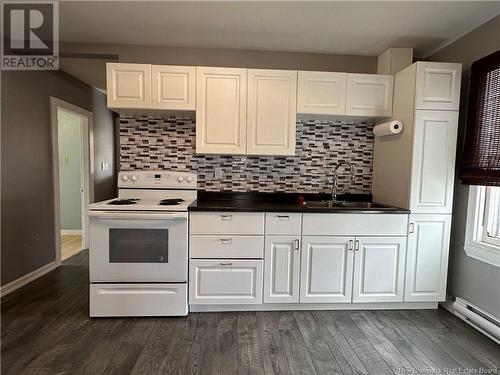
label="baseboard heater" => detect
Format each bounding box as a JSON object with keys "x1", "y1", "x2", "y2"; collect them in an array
[{"x1": 451, "y1": 297, "x2": 500, "y2": 344}]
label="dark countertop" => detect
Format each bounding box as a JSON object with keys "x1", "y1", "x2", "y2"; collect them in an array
[{"x1": 188, "y1": 191, "x2": 410, "y2": 214}]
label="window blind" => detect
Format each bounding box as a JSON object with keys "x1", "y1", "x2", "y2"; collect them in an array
[{"x1": 460, "y1": 50, "x2": 500, "y2": 186}]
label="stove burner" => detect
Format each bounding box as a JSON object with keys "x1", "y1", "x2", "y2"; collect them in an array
[
  {"x1": 108, "y1": 198, "x2": 139, "y2": 205},
  {"x1": 159, "y1": 198, "x2": 184, "y2": 206}
]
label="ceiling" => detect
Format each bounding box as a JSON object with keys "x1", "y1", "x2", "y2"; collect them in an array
[{"x1": 59, "y1": 1, "x2": 500, "y2": 58}]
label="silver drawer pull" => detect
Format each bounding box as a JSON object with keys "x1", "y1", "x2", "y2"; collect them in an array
[
  {"x1": 220, "y1": 262, "x2": 233, "y2": 266},
  {"x1": 293, "y1": 239, "x2": 300, "y2": 251},
  {"x1": 220, "y1": 238, "x2": 233, "y2": 245},
  {"x1": 354, "y1": 240, "x2": 360, "y2": 251},
  {"x1": 409, "y1": 223, "x2": 415, "y2": 234},
  {"x1": 277, "y1": 215, "x2": 290, "y2": 220},
  {"x1": 220, "y1": 215, "x2": 233, "y2": 221},
  {"x1": 348, "y1": 240, "x2": 354, "y2": 251}
]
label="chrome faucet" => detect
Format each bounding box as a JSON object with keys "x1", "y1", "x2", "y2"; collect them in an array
[{"x1": 331, "y1": 162, "x2": 356, "y2": 202}]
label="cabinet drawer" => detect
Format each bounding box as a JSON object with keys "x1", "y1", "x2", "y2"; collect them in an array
[
  {"x1": 190, "y1": 235, "x2": 264, "y2": 259},
  {"x1": 303, "y1": 213, "x2": 408, "y2": 236},
  {"x1": 189, "y1": 260, "x2": 263, "y2": 304},
  {"x1": 190, "y1": 212, "x2": 264, "y2": 235},
  {"x1": 90, "y1": 283, "x2": 187, "y2": 317},
  {"x1": 265, "y1": 213, "x2": 302, "y2": 235}
]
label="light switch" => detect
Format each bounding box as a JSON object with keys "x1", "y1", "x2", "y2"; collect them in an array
[{"x1": 101, "y1": 161, "x2": 109, "y2": 171}]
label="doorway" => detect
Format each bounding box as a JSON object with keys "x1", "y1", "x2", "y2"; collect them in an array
[{"x1": 50, "y1": 98, "x2": 94, "y2": 265}]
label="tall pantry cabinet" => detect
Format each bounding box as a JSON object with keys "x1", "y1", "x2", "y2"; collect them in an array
[{"x1": 372, "y1": 61, "x2": 461, "y2": 302}]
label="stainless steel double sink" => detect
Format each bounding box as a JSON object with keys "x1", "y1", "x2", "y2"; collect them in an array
[{"x1": 302, "y1": 200, "x2": 398, "y2": 210}]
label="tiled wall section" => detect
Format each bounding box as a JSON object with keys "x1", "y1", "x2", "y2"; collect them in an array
[{"x1": 119, "y1": 116, "x2": 375, "y2": 193}]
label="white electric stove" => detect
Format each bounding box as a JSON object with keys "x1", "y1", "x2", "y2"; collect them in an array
[{"x1": 88, "y1": 171, "x2": 197, "y2": 317}]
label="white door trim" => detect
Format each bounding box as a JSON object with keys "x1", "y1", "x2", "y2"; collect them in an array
[{"x1": 50, "y1": 97, "x2": 94, "y2": 266}]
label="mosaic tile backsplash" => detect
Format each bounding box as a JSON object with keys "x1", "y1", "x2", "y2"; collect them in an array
[{"x1": 119, "y1": 116, "x2": 375, "y2": 193}]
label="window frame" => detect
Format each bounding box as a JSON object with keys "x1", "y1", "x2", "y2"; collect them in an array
[
  {"x1": 465, "y1": 185, "x2": 500, "y2": 267},
  {"x1": 482, "y1": 187, "x2": 500, "y2": 247}
]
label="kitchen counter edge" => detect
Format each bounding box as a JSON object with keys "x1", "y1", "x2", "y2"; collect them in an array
[{"x1": 188, "y1": 201, "x2": 410, "y2": 214}]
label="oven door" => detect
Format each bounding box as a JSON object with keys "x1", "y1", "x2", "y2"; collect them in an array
[{"x1": 89, "y1": 211, "x2": 187, "y2": 282}]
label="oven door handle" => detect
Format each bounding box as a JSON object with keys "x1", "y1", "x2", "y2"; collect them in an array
[{"x1": 88, "y1": 211, "x2": 187, "y2": 220}]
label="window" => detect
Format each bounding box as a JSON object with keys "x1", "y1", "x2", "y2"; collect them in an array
[{"x1": 465, "y1": 186, "x2": 500, "y2": 267}]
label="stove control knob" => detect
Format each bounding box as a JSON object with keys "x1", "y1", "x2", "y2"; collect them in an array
[
  {"x1": 186, "y1": 176, "x2": 193, "y2": 183},
  {"x1": 121, "y1": 174, "x2": 129, "y2": 181},
  {"x1": 177, "y1": 176, "x2": 184, "y2": 183},
  {"x1": 131, "y1": 175, "x2": 138, "y2": 182}
]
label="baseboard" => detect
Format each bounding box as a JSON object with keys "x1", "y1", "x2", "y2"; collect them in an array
[
  {"x1": 0, "y1": 261, "x2": 57, "y2": 297},
  {"x1": 61, "y1": 229, "x2": 82, "y2": 235},
  {"x1": 190, "y1": 301, "x2": 438, "y2": 312}
]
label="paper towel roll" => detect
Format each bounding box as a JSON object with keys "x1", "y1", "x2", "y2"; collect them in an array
[{"x1": 373, "y1": 120, "x2": 403, "y2": 137}]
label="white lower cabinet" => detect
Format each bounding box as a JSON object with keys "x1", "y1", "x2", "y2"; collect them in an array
[
  {"x1": 187, "y1": 212, "x2": 453, "y2": 310},
  {"x1": 404, "y1": 214, "x2": 451, "y2": 302},
  {"x1": 352, "y1": 237, "x2": 407, "y2": 303},
  {"x1": 264, "y1": 237, "x2": 301, "y2": 303},
  {"x1": 189, "y1": 260, "x2": 263, "y2": 305},
  {"x1": 300, "y1": 236, "x2": 354, "y2": 303}
]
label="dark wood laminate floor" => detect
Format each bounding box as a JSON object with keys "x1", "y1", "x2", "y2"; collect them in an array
[{"x1": 2, "y1": 250, "x2": 499, "y2": 375}]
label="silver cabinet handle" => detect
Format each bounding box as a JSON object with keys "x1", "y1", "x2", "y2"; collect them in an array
[
  {"x1": 220, "y1": 214, "x2": 233, "y2": 221},
  {"x1": 354, "y1": 240, "x2": 360, "y2": 251},
  {"x1": 277, "y1": 215, "x2": 290, "y2": 220},
  {"x1": 409, "y1": 223, "x2": 415, "y2": 234},
  {"x1": 220, "y1": 238, "x2": 233, "y2": 245},
  {"x1": 293, "y1": 239, "x2": 300, "y2": 250},
  {"x1": 220, "y1": 262, "x2": 233, "y2": 266},
  {"x1": 348, "y1": 240, "x2": 354, "y2": 251}
]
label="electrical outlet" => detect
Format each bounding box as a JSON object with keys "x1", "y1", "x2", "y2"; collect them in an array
[{"x1": 214, "y1": 167, "x2": 223, "y2": 179}]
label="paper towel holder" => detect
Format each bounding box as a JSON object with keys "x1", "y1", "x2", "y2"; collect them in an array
[{"x1": 373, "y1": 120, "x2": 404, "y2": 137}]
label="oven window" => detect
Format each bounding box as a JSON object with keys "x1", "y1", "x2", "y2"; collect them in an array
[{"x1": 109, "y1": 229, "x2": 168, "y2": 263}]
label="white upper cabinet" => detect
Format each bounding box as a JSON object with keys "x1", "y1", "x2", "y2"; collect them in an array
[
  {"x1": 415, "y1": 62, "x2": 461, "y2": 111},
  {"x1": 106, "y1": 63, "x2": 151, "y2": 109},
  {"x1": 247, "y1": 69, "x2": 297, "y2": 155},
  {"x1": 352, "y1": 237, "x2": 406, "y2": 303},
  {"x1": 107, "y1": 63, "x2": 196, "y2": 111},
  {"x1": 297, "y1": 71, "x2": 346, "y2": 115},
  {"x1": 196, "y1": 67, "x2": 247, "y2": 154},
  {"x1": 410, "y1": 110, "x2": 459, "y2": 213},
  {"x1": 151, "y1": 65, "x2": 195, "y2": 110},
  {"x1": 300, "y1": 236, "x2": 354, "y2": 303},
  {"x1": 405, "y1": 214, "x2": 451, "y2": 302},
  {"x1": 345, "y1": 73, "x2": 394, "y2": 117}
]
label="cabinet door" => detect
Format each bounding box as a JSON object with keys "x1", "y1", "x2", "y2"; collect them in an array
[
  {"x1": 415, "y1": 62, "x2": 461, "y2": 111},
  {"x1": 300, "y1": 236, "x2": 354, "y2": 303},
  {"x1": 353, "y1": 237, "x2": 406, "y2": 302},
  {"x1": 264, "y1": 237, "x2": 300, "y2": 303},
  {"x1": 196, "y1": 67, "x2": 247, "y2": 154},
  {"x1": 410, "y1": 110, "x2": 459, "y2": 213},
  {"x1": 247, "y1": 69, "x2": 297, "y2": 155},
  {"x1": 345, "y1": 74, "x2": 393, "y2": 117},
  {"x1": 405, "y1": 214, "x2": 451, "y2": 302},
  {"x1": 297, "y1": 71, "x2": 346, "y2": 115},
  {"x1": 106, "y1": 63, "x2": 151, "y2": 109},
  {"x1": 189, "y1": 260, "x2": 263, "y2": 305},
  {"x1": 151, "y1": 65, "x2": 195, "y2": 110}
]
